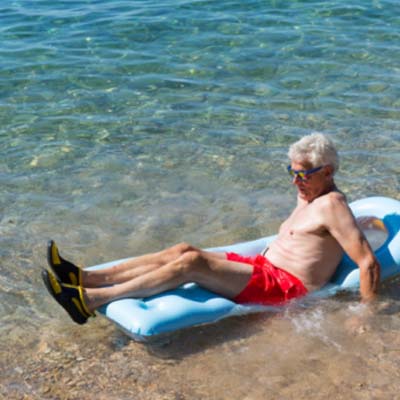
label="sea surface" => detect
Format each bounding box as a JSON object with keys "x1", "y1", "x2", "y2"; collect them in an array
[{"x1": 1, "y1": 0, "x2": 400, "y2": 399}]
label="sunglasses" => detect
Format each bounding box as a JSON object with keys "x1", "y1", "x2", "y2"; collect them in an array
[{"x1": 287, "y1": 165, "x2": 324, "y2": 181}]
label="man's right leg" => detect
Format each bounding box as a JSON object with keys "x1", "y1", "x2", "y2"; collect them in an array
[
  {"x1": 49, "y1": 241, "x2": 202, "y2": 287},
  {"x1": 84, "y1": 242, "x2": 204, "y2": 286}
]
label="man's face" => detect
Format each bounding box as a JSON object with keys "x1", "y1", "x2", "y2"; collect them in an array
[{"x1": 289, "y1": 161, "x2": 331, "y2": 202}]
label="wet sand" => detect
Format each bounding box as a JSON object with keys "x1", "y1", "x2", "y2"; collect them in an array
[{"x1": 2, "y1": 287, "x2": 400, "y2": 400}]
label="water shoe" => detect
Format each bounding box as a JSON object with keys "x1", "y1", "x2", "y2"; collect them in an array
[
  {"x1": 47, "y1": 240, "x2": 82, "y2": 286},
  {"x1": 41, "y1": 269, "x2": 94, "y2": 325}
]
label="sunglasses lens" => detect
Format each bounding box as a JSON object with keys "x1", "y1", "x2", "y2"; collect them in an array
[{"x1": 288, "y1": 168, "x2": 305, "y2": 180}]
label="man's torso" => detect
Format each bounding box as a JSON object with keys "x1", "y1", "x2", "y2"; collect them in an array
[{"x1": 265, "y1": 193, "x2": 345, "y2": 291}]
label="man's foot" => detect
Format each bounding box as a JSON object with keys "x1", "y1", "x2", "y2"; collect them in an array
[
  {"x1": 41, "y1": 269, "x2": 94, "y2": 325},
  {"x1": 47, "y1": 240, "x2": 82, "y2": 286}
]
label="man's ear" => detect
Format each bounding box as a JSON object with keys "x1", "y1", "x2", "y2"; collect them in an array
[{"x1": 324, "y1": 165, "x2": 334, "y2": 177}]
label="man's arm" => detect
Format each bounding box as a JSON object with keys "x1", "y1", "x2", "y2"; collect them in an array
[{"x1": 322, "y1": 193, "x2": 381, "y2": 302}]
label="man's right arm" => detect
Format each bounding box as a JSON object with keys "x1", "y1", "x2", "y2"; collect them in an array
[{"x1": 322, "y1": 193, "x2": 381, "y2": 302}]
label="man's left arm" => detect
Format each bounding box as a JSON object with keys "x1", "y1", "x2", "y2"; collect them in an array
[{"x1": 323, "y1": 194, "x2": 381, "y2": 302}]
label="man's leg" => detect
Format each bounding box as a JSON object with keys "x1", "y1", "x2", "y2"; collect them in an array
[
  {"x1": 81, "y1": 243, "x2": 213, "y2": 286},
  {"x1": 83, "y1": 249, "x2": 253, "y2": 311}
]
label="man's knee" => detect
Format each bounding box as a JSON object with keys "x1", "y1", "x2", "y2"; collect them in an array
[
  {"x1": 179, "y1": 250, "x2": 204, "y2": 277},
  {"x1": 159, "y1": 242, "x2": 196, "y2": 264},
  {"x1": 172, "y1": 242, "x2": 196, "y2": 256}
]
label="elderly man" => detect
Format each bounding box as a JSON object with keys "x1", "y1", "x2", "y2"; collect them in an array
[{"x1": 42, "y1": 133, "x2": 381, "y2": 324}]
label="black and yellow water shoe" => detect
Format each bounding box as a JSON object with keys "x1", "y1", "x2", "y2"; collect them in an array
[
  {"x1": 41, "y1": 269, "x2": 94, "y2": 325},
  {"x1": 47, "y1": 240, "x2": 82, "y2": 286}
]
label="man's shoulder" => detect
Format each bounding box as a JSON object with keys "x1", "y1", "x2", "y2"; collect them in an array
[
  {"x1": 315, "y1": 191, "x2": 348, "y2": 212},
  {"x1": 325, "y1": 190, "x2": 347, "y2": 204},
  {"x1": 311, "y1": 191, "x2": 353, "y2": 230}
]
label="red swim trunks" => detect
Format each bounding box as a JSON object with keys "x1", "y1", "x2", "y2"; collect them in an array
[{"x1": 226, "y1": 252, "x2": 308, "y2": 305}]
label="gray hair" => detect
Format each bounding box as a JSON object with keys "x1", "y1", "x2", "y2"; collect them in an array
[{"x1": 288, "y1": 132, "x2": 339, "y2": 173}]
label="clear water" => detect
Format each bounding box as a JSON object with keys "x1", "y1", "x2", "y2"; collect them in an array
[{"x1": 1, "y1": 0, "x2": 400, "y2": 398}]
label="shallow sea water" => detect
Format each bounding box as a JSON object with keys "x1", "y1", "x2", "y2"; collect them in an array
[{"x1": 1, "y1": 0, "x2": 400, "y2": 399}]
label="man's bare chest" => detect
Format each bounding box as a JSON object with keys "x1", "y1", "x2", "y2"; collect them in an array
[{"x1": 280, "y1": 204, "x2": 327, "y2": 236}]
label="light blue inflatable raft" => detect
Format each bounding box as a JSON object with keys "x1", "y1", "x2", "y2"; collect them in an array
[{"x1": 88, "y1": 196, "x2": 400, "y2": 341}]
